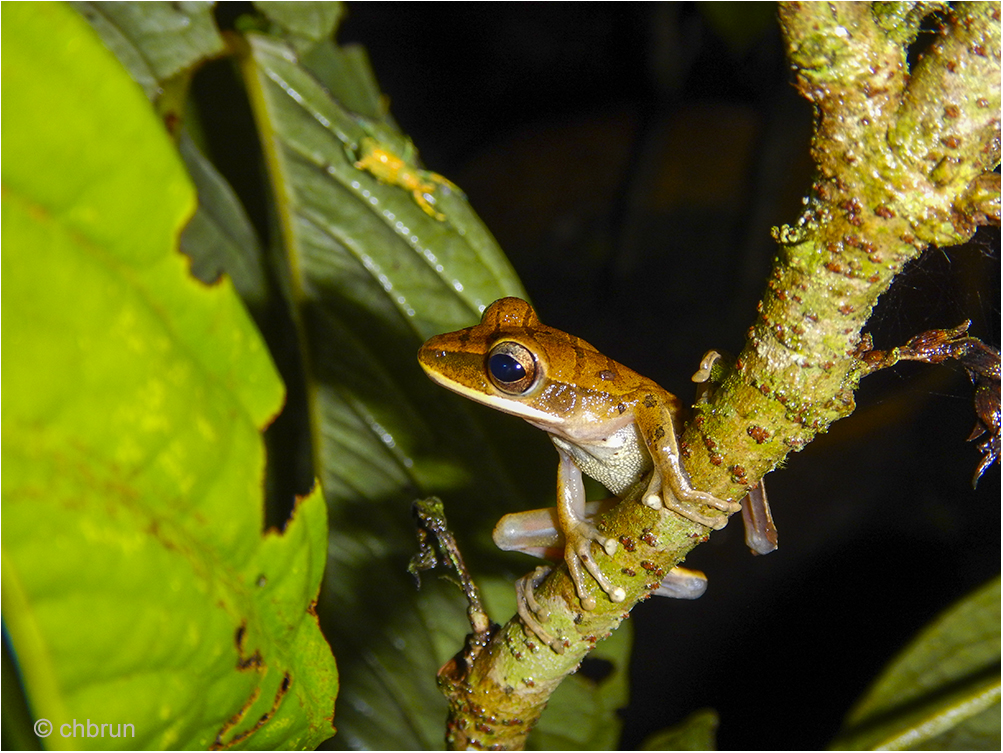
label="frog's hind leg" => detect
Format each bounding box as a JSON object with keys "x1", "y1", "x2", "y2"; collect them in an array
[
  {"x1": 740, "y1": 479, "x2": 778, "y2": 555},
  {"x1": 410, "y1": 186, "x2": 447, "y2": 221},
  {"x1": 495, "y1": 491, "x2": 624, "y2": 617},
  {"x1": 651, "y1": 566, "x2": 708, "y2": 599},
  {"x1": 493, "y1": 499, "x2": 616, "y2": 561},
  {"x1": 514, "y1": 566, "x2": 566, "y2": 653}
]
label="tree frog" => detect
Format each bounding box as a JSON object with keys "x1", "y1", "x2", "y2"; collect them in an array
[{"x1": 418, "y1": 298, "x2": 762, "y2": 622}]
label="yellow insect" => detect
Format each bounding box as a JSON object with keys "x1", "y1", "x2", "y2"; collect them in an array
[{"x1": 353, "y1": 136, "x2": 460, "y2": 221}]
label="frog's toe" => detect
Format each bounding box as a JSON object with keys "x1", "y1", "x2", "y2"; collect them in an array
[
  {"x1": 642, "y1": 493, "x2": 664, "y2": 510},
  {"x1": 515, "y1": 566, "x2": 566, "y2": 653},
  {"x1": 662, "y1": 496, "x2": 728, "y2": 529},
  {"x1": 642, "y1": 473, "x2": 664, "y2": 510},
  {"x1": 650, "y1": 472, "x2": 733, "y2": 529},
  {"x1": 565, "y1": 524, "x2": 624, "y2": 609},
  {"x1": 431, "y1": 172, "x2": 464, "y2": 195}
]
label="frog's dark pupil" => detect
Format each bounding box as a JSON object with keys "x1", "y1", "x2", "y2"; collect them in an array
[{"x1": 489, "y1": 353, "x2": 525, "y2": 383}]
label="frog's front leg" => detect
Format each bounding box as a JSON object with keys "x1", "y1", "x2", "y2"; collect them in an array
[
  {"x1": 553, "y1": 448, "x2": 625, "y2": 610},
  {"x1": 635, "y1": 398, "x2": 742, "y2": 528}
]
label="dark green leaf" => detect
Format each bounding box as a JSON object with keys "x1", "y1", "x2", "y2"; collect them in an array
[
  {"x1": 72, "y1": 1, "x2": 224, "y2": 98},
  {"x1": 834, "y1": 577, "x2": 1000, "y2": 750},
  {"x1": 254, "y1": 1, "x2": 345, "y2": 56},
  {"x1": 300, "y1": 41, "x2": 387, "y2": 121},
  {"x1": 177, "y1": 131, "x2": 271, "y2": 307},
  {"x1": 236, "y1": 25, "x2": 584, "y2": 749},
  {"x1": 641, "y1": 708, "x2": 719, "y2": 751}
]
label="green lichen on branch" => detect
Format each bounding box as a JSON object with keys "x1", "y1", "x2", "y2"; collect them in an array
[
  {"x1": 439, "y1": 494, "x2": 707, "y2": 749},
  {"x1": 441, "y1": 4, "x2": 1000, "y2": 749},
  {"x1": 682, "y1": 1, "x2": 1001, "y2": 502}
]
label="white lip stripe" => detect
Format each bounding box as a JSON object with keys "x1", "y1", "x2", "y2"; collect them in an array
[{"x1": 423, "y1": 368, "x2": 564, "y2": 424}]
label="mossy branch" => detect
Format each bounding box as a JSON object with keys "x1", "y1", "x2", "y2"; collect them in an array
[
  {"x1": 440, "y1": 4, "x2": 1000, "y2": 749},
  {"x1": 684, "y1": 1, "x2": 1000, "y2": 503}
]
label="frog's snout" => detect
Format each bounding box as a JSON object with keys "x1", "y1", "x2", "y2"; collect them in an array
[{"x1": 417, "y1": 338, "x2": 446, "y2": 368}]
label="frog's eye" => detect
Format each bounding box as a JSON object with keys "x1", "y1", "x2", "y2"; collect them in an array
[{"x1": 487, "y1": 342, "x2": 539, "y2": 395}]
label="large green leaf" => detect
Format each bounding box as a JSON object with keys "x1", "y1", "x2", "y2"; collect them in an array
[
  {"x1": 70, "y1": 2, "x2": 271, "y2": 312},
  {"x1": 2, "y1": 4, "x2": 336, "y2": 749},
  {"x1": 834, "y1": 577, "x2": 1000, "y2": 750},
  {"x1": 234, "y1": 26, "x2": 572, "y2": 749},
  {"x1": 55, "y1": 2, "x2": 638, "y2": 745},
  {"x1": 238, "y1": 29, "x2": 532, "y2": 503}
]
